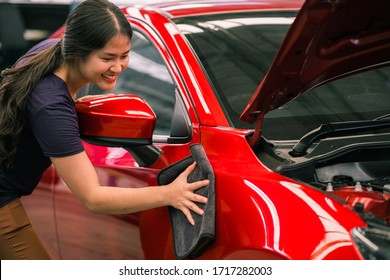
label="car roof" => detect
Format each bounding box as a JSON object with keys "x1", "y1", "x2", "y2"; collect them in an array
[{"x1": 126, "y1": 0, "x2": 303, "y2": 19}]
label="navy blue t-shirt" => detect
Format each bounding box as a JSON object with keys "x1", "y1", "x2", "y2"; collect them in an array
[{"x1": 0, "y1": 40, "x2": 85, "y2": 207}]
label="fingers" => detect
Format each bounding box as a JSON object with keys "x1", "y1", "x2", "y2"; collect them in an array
[
  {"x1": 192, "y1": 193, "x2": 208, "y2": 204},
  {"x1": 180, "y1": 201, "x2": 204, "y2": 226},
  {"x1": 181, "y1": 161, "x2": 196, "y2": 177},
  {"x1": 188, "y1": 202, "x2": 204, "y2": 216},
  {"x1": 179, "y1": 162, "x2": 210, "y2": 189},
  {"x1": 182, "y1": 208, "x2": 195, "y2": 226},
  {"x1": 173, "y1": 161, "x2": 211, "y2": 225},
  {"x1": 190, "y1": 179, "x2": 209, "y2": 191},
  {"x1": 181, "y1": 192, "x2": 208, "y2": 225}
]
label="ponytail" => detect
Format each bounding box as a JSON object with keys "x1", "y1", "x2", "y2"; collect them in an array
[{"x1": 0, "y1": 41, "x2": 63, "y2": 168}]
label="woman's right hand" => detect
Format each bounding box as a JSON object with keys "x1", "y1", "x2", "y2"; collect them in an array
[{"x1": 165, "y1": 162, "x2": 209, "y2": 225}]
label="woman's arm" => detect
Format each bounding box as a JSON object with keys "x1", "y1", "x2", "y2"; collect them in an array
[{"x1": 51, "y1": 151, "x2": 208, "y2": 225}]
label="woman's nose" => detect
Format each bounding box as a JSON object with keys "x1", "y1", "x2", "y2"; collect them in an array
[{"x1": 110, "y1": 60, "x2": 123, "y2": 73}]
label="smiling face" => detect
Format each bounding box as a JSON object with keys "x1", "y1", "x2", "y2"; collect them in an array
[{"x1": 78, "y1": 33, "x2": 131, "y2": 91}]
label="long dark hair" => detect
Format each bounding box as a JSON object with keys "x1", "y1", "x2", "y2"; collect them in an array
[{"x1": 0, "y1": 0, "x2": 133, "y2": 167}]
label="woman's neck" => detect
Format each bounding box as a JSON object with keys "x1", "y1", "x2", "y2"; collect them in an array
[{"x1": 54, "y1": 63, "x2": 87, "y2": 100}]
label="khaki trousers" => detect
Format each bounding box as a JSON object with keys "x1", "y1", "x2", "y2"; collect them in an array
[{"x1": 0, "y1": 198, "x2": 50, "y2": 260}]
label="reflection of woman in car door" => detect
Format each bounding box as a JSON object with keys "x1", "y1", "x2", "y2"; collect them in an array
[{"x1": 0, "y1": 0, "x2": 208, "y2": 260}]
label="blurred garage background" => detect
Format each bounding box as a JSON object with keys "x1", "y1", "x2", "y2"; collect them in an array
[
  {"x1": 0, "y1": 0, "x2": 76, "y2": 70},
  {"x1": 0, "y1": 0, "x2": 184, "y2": 70}
]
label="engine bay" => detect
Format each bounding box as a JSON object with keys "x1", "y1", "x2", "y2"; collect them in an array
[{"x1": 257, "y1": 135, "x2": 390, "y2": 226}]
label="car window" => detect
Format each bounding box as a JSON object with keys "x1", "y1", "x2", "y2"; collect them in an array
[
  {"x1": 262, "y1": 67, "x2": 390, "y2": 140},
  {"x1": 176, "y1": 11, "x2": 390, "y2": 141},
  {"x1": 79, "y1": 30, "x2": 176, "y2": 136},
  {"x1": 175, "y1": 11, "x2": 295, "y2": 128}
]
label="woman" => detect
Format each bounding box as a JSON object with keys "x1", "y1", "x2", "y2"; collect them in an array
[{"x1": 0, "y1": 0, "x2": 208, "y2": 259}]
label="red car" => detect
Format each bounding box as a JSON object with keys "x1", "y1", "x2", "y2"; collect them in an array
[{"x1": 22, "y1": 0, "x2": 390, "y2": 260}]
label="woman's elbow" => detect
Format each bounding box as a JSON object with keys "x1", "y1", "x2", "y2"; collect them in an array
[{"x1": 81, "y1": 195, "x2": 107, "y2": 214}]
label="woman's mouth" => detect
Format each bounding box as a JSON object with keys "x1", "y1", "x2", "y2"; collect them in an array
[{"x1": 102, "y1": 73, "x2": 117, "y2": 83}]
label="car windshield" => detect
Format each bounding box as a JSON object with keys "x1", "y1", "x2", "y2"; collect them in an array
[{"x1": 175, "y1": 11, "x2": 390, "y2": 140}]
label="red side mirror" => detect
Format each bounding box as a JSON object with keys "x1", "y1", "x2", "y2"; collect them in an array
[{"x1": 76, "y1": 94, "x2": 156, "y2": 147}]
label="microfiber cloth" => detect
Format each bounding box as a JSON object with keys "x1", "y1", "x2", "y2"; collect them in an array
[{"x1": 157, "y1": 144, "x2": 215, "y2": 259}]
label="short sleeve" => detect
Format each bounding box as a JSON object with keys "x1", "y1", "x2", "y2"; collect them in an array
[
  {"x1": 18, "y1": 40, "x2": 82, "y2": 158},
  {"x1": 30, "y1": 101, "x2": 84, "y2": 158}
]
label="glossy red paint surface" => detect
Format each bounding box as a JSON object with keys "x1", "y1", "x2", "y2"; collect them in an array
[
  {"x1": 21, "y1": 0, "x2": 389, "y2": 260},
  {"x1": 76, "y1": 94, "x2": 156, "y2": 139}
]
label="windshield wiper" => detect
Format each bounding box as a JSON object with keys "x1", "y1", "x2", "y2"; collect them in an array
[{"x1": 289, "y1": 120, "x2": 390, "y2": 157}]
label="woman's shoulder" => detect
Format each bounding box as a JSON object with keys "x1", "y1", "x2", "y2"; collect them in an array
[
  {"x1": 34, "y1": 73, "x2": 68, "y2": 95},
  {"x1": 28, "y1": 74, "x2": 73, "y2": 113}
]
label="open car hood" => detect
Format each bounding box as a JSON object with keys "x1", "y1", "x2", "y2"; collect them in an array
[{"x1": 240, "y1": 0, "x2": 390, "y2": 126}]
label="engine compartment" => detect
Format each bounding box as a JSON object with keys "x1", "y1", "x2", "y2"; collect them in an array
[{"x1": 257, "y1": 136, "x2": 390, "y2": 225}]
